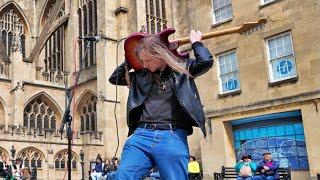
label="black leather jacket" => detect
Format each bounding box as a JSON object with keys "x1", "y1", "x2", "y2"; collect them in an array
[{"x1": 109, "y1": 42, "x2": 213, "y2": 137}]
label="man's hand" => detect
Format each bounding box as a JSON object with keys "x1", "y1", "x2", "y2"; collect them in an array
[
  {"x1": 263, "y1": 166, "x2": 270, "y2": 170},
  {"x1": 261, "y1": 169, "x2": 265, "y2": 173},
  {"x1": 190, "y1": 30, "x2": 202, "y2": 44}
]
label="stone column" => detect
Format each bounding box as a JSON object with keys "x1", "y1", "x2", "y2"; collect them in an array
[{"x1": 301, "y1": 102, "x2": 320, "y2": 178}]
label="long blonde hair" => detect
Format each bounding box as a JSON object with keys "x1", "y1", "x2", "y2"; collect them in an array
[{"x1": 135, "y1": 35, "x2": 191, "y2": 76}]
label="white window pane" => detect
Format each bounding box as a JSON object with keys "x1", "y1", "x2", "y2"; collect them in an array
[
  {"x1": 220, "y1": 64, "x2": 226, "y2": 74},
  {"x1": 227, "y1": 9, "x2": 232, "y2": 18},
  {"x1": 220, "y1": 9, "x2": 227, "y2": 20},
  {"x1": 283, "y1": 34, "x2": 292, "y2": 45},
  {"x1": 215, "y1": 14, "x2": 221, "y2": 22},
  {"x1": 222, "y1": 82, "x2": 228, "y2": 92},
  {"x1": 213, "y1": 0, "x2": 219, "y2": 8},
  {"x1": 221, "y1": 75, "x2": 227, "y2": 83},
  {"x1": 284, "y1": 44, "x2": 293, "y2": 55},
  {"x1": 268, "y1": 39, "x2": 276, "y2": 49},
  {"x1": 277, "y1": 46, "x2": 285, "y2": 57},
  {"x1": 264, "y1": 0, "x2": 273, "y2": 3},
  {"x1": 234, "y1": 72, "x2": 240, "y2": 80},
  {"x1": 269, "y1": 48, "x2": 277, "y2": 59},
  {"x1": 230, "y1": 52, "x2": 236, "y2": 63},
  {"x1": 219, "y1": 57, "x2": 225, "y2": 66},
  {"x1": 225, "y1": 61, "x2": 231, "y2": 72},
  {"x1": 219, "y1": 0, "x2": 224, "y2": 6},
  {"x1": 227, "y1": 5, "x2": 233, "y2": 18},
  {"x1": 275, "y1": 36, "x2": 284, "y2": 47},
  {"x1": 286, "y1": 56, "x2": 297, "y2": 76}
]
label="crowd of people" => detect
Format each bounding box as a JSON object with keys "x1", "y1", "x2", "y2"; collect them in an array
[
  {"x1": 90, "y1": 154, "x2": 203, "y2": 180},
  {"x1": 90, "y1": 155, "x2": 120, "y2": 180},
  {"x1": 234, "y1": 151, "x2": 280, "y2": 180},
  {"x1": 0, "y1": 155, "x2": 33, "y2": 180},
  {"x1": 91, "y1": 151, "x2": 279, "y2": 180}
]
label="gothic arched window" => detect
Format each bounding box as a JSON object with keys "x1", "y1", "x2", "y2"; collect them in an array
[
  {"x1": 145, "y1": 0, "x2": 167, "y2": 34},
  {"x1": 23, "y1": 97, "x2": 57, "y2": 130},
  {"x1": 17, "y1": 147, "x2": 44, "y2": 169},
  {"x1": 54, "y1": 150, "x2": 78, "y2": 171},
  {"x1": 78, "y1": 0, "x2": 97, "y2": 69},
  {"x1": 0, "y1": 147, "x2": 9, "y2": 161},
  {"x1": 38, "y1": 2, "x2": 66, "y2": 84},
  {"x1": 80, "y1": 96, "x2": 97, "y2": 132},
  {"x1": 0, "y1": 9, "x2": 26, "y2": 58}
]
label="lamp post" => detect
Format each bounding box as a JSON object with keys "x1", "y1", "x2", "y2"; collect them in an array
[
  {"x1": 10, "y1": 146, "x2": 16, "y2": 163},
  {"x1": 80, "y1": 150, "x2": 84, "y2": 180}
]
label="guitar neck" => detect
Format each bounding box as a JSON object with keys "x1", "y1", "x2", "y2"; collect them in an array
[{"x1": 175, "y1": 26, "x2": 241, "y2": 46}]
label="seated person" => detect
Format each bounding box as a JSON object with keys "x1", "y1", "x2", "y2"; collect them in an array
[
  {"x1": 234, "y1": 155, "x2": 257, "y2": 180},
  {"x1": 254, "y1": 151, "x2": 279, "y2": 180},
  {"x1": 91, "y1": 157, "x2": 104, "y2": 180},
  {"x1": 188, "y1": 156, "x2": 202, "y2": 180}
]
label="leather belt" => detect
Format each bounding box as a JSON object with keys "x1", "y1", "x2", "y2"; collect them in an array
[{"x1": 137, "y1": 123, "x2": 185, "y2": 131}]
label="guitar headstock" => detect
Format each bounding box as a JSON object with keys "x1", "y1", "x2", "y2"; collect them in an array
[{"x1": 238, "y1": 18, "x2": 267, "y2": 35}]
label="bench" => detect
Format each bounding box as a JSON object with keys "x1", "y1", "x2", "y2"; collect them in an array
[{"x1": 214, "y1": 166, "x2": 291, "y2": 180}]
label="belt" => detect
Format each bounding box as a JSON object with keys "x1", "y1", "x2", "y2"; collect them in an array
[{"x1": 137, "y1": 123, "x2": 185, "y2": 131}]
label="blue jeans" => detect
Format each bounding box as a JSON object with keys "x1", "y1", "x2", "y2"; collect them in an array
[
  {"x1": 253, "y1": 175, "x2": 275, "y2": 180},
  {"x1": 115, "y1": 128, "x2": 189, "y2": 180},
  {"x1": 237, "y1": 176, "x2": 253, "y2": 180}
]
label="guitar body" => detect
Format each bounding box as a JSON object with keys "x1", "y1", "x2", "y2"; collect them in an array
[{"x1": 124, "y1": 28, "x2": 189, "y2": 71}]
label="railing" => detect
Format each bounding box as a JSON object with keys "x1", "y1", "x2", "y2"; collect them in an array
[
  {"x1": 36, "y1": 67, "x2": 68, "y2": 84},
  {"x1": 0, "y1": 124, "x2": 104, "y2": 145}
]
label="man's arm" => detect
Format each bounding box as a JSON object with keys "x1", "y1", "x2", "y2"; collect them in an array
[
  {"x1": 188, "y1": 42, "x2": 213, "y2": 77},
  {"x1": 109, "y1": 62, "x2": 130, "y2": 86}
]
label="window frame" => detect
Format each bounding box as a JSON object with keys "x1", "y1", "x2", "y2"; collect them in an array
[
  {"x1": 265, "y1": 31, "x2": 297, "y2": 83},
  {"x1": 211, "y1": 0, "x2": 233, "y2": 25},
  {"x1": 217, "y1": 50, "x2": 241, "y2": 94},
  {"x1": 260, "y1": 0, "x2": 276, "y2": 5}
]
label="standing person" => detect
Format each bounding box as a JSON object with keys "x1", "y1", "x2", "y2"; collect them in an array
[
  {"x1": 188, "y1": 155, "x2": 202, "y2": 180},
  {"x1": 234, "y1": 155, "x2": 257, "y2": 180},
  {"x1": 254, "y1": 152, "x2": 279, "y2": 180},
  {"x1": 0, "y1": 155, "x2": 10, "y2": 179},
  {"x1": 12, "y1": 158, "x2": 23, "y2": 179},
  {"x1": 109, "y1": 29, "x2": 213, "y2": 180}
]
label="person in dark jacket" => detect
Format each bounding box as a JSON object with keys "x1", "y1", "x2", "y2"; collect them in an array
[
  {"x1": 254, "y1": 152, "x2": 280, "y2": 180},
  {"x1": 109, "y1": 29, "x2": 213, "y2": 180},
  {"x1": 91, "y1": 157, "x2": 103, "y2": 180},
  {"x1": 0, "y1": 155, "x2": 10, "y2": 179}
]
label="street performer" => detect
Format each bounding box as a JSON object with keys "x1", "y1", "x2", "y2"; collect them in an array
[{"x1": 109, "y1": 29, "x2": 213, "y2": 180}]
